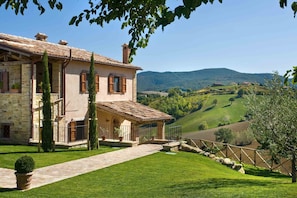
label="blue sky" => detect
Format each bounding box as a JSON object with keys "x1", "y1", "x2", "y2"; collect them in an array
[{"x1": 1, "y1": 0, "x2": 297, "y2": 74}]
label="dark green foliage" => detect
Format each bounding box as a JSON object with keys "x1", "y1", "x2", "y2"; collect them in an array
[
  {"x1": 0, "y1": 0, "x2": 62, "y2": 15},
  {"x1": 198, "y1": 121, "x2": 208, "y2": 130},
  {"x1": 88, "y1": 53, "x2": 98, "y2": 150},
  {"x1": 233, "y1": 129, "x2": 254, "y2": 146},
  {"x1": 148, "y1": 90, "x2": 205, "y2": 119},
  {"x1": 229, "y1": 97, "x2": 235, "y2": 105},
  {"x1": 237, "y1": 89, "x2": 244, "y2": 98},
  {"x1": 212, "y1": 99, "x2": 218, "y2": 106},
  {"x1": 214, "y1": 128, "x2": 234, "y2": 143},
  {"x1": 42, "y1": 51, "x2": 53, "y2": 152},
  {"x1": 14, "y1": 155, "x2": 35, "y2": 173},
  {"x1": 137, "y1": 93, "x2": 161, "y2": 105},
  {"x1": 168, "y1": 88, "x2": 183, "y2": 97}
]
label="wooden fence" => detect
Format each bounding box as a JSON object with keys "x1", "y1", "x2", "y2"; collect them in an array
[{"x1": 188, "y1": 138, "x2": 292, "y2": 176}]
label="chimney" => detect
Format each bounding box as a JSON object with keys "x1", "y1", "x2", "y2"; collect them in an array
[
  {"x1": 35, "y1": 33, "x2": 48, "y2": 41},
  {"x1": 58, "y1": 40, "x2": 68, "y2": 45},
  {"x1": 122, "y1": 43, "x2": 130, "y2": 64}
]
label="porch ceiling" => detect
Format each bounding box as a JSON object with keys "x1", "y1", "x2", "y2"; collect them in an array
[{"x1": 97, "y1": 101, "x2": 174, "y2": 124}]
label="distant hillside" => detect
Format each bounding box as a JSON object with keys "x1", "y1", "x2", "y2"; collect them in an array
[{"x1": 137, "y1": 68, "x2": 273, "y2": 91}]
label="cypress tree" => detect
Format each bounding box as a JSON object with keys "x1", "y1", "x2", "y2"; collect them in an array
[
  {"x1": 41, "y1": 51, "x2": 53, "y2": 152},
  {"x1": 88, "y1": 53, "x2": 98, "y2": 150}
]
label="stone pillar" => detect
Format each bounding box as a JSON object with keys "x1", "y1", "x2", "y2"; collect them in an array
[
  {"x1": 157, "y1": 121, "x2": 165, "y2": 140},
  {"x1": 20, "y1": 64, "x2": 32, "y2": 143}
]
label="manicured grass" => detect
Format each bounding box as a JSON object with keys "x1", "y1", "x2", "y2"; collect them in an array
[
  {"x1": 172, "y1": 94, "x2": 247, "y2": 132},
  {"x1": 0, "y1": 145, "x2": 115, "y2": 169},
  {"x1": 1, "y1": 151, "x2": 296, "y2": 197}
]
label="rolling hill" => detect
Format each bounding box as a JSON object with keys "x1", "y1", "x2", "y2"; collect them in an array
[
  {"x1": 169, "y1": 94, "x2": 247, "y2": 133},
  {"x1": 137, "y1": 68, "x2": 273, "y2": 91}
]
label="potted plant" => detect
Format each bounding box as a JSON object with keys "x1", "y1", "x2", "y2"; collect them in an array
[
  {"x1": 114, "y1": 127, "x2": 123, "y2": 142},
  {"x1": 14, "y1": 155, "x2": 35, "y2": 190},
  {"x1": 101, "y1": 135, "x2": 106, "y2": 141},
  {"x1": 99, "y1": 126, "x2": 107, "y2": 140},
  {"x1": 10, "y1": 82, "x2": 20, "y2": 93}
]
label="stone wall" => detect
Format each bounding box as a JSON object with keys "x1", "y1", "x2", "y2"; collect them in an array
[{"x1": 0, "y1": 64, "x2": 31, "y2": 144}]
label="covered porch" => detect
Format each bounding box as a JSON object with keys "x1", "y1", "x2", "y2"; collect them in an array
[{"x1": 96, "y1": 101, "x2": 173, "y2": 143}]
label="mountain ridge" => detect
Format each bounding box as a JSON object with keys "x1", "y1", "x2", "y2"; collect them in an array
[{"x1": 137, "y1": 68, "x2": 273, "y2": 91}]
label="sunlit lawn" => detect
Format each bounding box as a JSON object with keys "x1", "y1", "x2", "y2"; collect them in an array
[
  {"x1": 1, "y1": 150, "x2": 296, "y2": 198},
  {"x1": 0, "y1": 145, "x2": 115, "y2": 169}
]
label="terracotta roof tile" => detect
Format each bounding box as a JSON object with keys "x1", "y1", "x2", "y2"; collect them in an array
[
  {"x1": 97, "y1": 101, "x2": 174, "y2": 123},
  {"x1": 0, "y1": 33, "x2": 141, "y2": 70}
]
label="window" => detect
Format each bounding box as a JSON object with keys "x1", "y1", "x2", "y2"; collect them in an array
[
  {"x1": 114, "y1": 76, "x2": 120, "y2": 92},
  {"x1": 1, "y1": 124, "x2": 10, "y2": 138},
  {"x1": 36, "y1": 62, "x2": 52, "y2": 93},
  {"x1": 80, "y1": 72, "x2": 99, "y2": 93},
  {"x1": 108, "y1": 74, "x2": 126, "y2": 94}
]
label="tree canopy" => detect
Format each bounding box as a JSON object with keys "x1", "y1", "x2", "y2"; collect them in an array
[
  {"x1": 1, "y1": 0, "x2": 297, "y2": 60},
  {"x1": 247, "y1": 74, "x2": 297, "y2": 183}
]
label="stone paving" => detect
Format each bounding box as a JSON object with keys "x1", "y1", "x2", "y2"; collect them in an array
[{"x1": 0, "y1": 144, "x2": 163, "y2": 190}]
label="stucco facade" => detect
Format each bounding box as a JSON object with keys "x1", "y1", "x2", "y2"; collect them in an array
[{"x1": 0, "y1": 33, "x2": 172, "y2": 145}]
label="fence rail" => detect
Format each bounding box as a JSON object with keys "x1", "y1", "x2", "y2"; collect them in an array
[{"x1": 188, "y1": 138, "x2": 291, "y2": 176}]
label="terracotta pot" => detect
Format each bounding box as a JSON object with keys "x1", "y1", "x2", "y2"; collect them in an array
[
  {"x1": 15, "y1": 172, "x2": 33, "y2": 190},
  {"x1": 10, "y1": 89, "x2": 20, "y2": 93},
  {"x1": 102, "y1": 136, "x2": 106, "y2": 141},
  {"x1": 119, "y1": 137, "x2": 123, "y2": 142}
]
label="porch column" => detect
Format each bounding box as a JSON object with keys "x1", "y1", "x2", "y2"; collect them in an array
[
  {"x1": 157, "y1": 121, "x2": 165, "y2": 140},
  {"x1": 131, "y1": 123, "x2": 138, "y2": 141}
]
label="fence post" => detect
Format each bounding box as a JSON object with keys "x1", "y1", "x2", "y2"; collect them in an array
[
  {"x1": 239, "y1": 148, "x2": 242, "y2": 163},
  {"x1": 254, "y1": 150, "x2": 257, "y2": 166},
  {"x1": 225, "y1": 144, "x2": 228, "y2": 157}
]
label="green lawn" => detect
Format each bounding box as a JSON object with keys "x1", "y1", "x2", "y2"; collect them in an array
[
  {"x1": 1, "y1": 151, "x2": 296, "y2": 197},
  {"x1": 0, "y1": 145, "x2": 115, "y2": 169},
  {"x1": 171, "y1": 94, "x2": 247, "y2": 132}
]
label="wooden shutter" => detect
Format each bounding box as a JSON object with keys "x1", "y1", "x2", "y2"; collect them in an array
[
  {"x1": 70, "y1": 121, "x2": 77, "y2": 142},
  {"x1": 121, "y1": 76, "x2": 126, "y2": 94},
  {"x1": 108, "y1": 74, "x2": 114, "y2": 93},
  {"x1": 80, "y1": 72, "x2": 87, "y2": 93},
  {"x1": 95, "y1": 74, "x2": 99, "y2": 93},
  {"x1": 1, "y1": 71, "x2": 9, "y2": 92}
]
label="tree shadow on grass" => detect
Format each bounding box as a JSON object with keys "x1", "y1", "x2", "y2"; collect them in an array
[
  {"x1": 168, "y1": 178, "x2": 288, "y2": 192},
  {"x1": 245, "y1": 167, "x2": 290, "y2": 179},
  {"x1": 0, "y1": 187, "x2": 17, "y2": 192},
  {"x1": 0, "y1": 148, "x2": 92, "y2": 155},
  {"x1": 204, "y1": 106, "x2": 215, "y2": 112}
]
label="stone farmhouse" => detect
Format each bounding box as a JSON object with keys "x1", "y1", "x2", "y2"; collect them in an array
[{"x1": 0, "y1": 32, "x2": 173, "y2": 145}]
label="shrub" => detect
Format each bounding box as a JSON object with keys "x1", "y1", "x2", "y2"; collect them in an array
[
  {"x1": 214, "y1": 128, "x2": 234, "y2": 143},
  {"x1": 234, "y1": 129, "x2": 254, "y2": 146},
  {"x1": 198, "y1": 121, "x2": 208, "y2": 130},
  {"x1": 15, "y1": 155, "x2": 35, "y2": 173}
]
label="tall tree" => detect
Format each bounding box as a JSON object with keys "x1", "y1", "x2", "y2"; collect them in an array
[
  {"x1": 41, "y1": 51, "x2": 53, "y2": 152},
  {"x1": 247, "y1": 74, "x2": 297, "y2": 183},
  {"x1": 88, "y1": 53, "x2": 98, "y2": 150},
  {"x1": 1, "y1": 0, "x2": 297, "y2": 58}
]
